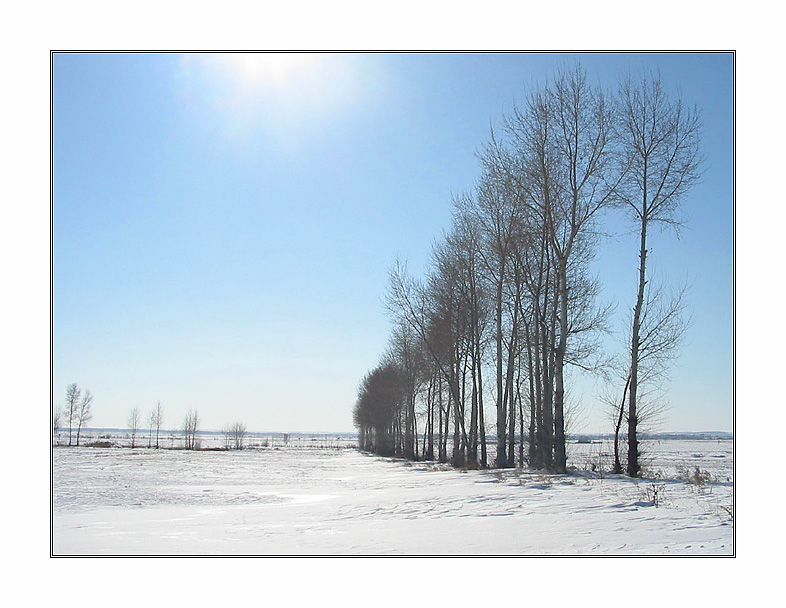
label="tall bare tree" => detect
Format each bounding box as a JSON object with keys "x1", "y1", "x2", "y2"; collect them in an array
[
  {"x1": 387, "y1": 259, "x2": 470, "y2": 465},
  {"x1": 74, "y1": 389, "x2": 93, "y2": 446},
  {"x1": 460, "y1": 153, "x2": 529, "y2": 468},
  {"x1": 449, "y1": 206, "x2": 492, "y2": 467},
  {"x1": 494, "y1": 65, "x2": 616, "y2": 472},
  {"x1": 616, "y1": 71, "x2": 702, "y2": 477},
  {"x1": 425, "y1": 248, "x2": 471, "y2": 466},
  {"x1": 544, "y1": 65, "x2": 618, "y2": 473}
]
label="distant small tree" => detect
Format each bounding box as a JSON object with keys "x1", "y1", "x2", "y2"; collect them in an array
[
  {"x1": 223, "y1": 422, "x2": 248, "y2": 450},
  {"x1": 183, "y1": 409, "x2": 200, "y2": 450},
  {"x1": 222, "y1": 425, "x2": 232, "y2": 450},
  {"x1": 151, "y1": 401, "x2": 163, "y2": 449},
  {"x1": 128, "y1": 406, "x2": 141, "y2": 448},
  {"x1": 53, "y1": 408, "x2": 63, "y2": 445},
  {"x1": 75, "y1": 389, "x2": 93, "y2": 447},
  {"x1": 147, "y1": 410, "x2": 154, "y2": 448},
  {"x1": 65, "y1": 383, "x2": 81, "y2": 446}
]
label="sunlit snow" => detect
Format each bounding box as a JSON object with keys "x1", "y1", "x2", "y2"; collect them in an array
[{"x1": 52, "y1": 437, "x2": 733, "y2": 555}]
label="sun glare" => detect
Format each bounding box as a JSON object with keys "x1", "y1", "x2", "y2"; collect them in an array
[
  {"x1": 215, "y1": 53, "x2": 319, "y2": 87},
  {"x1": 180, "y1": 53, "x2": 361, "y2": 146}
]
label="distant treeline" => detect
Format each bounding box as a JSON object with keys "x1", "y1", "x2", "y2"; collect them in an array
[{"x1": 574, "y1": 432, "x2": 732, "y2": 442}]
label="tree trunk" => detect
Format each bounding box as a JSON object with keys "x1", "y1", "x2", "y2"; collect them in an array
[
  {"x1": 542, "y1": 291, "x2": 557, "y2": 471},
  {"x1": 526, "y1": 321, "x2": 538, "y2": 468},
  {"x1": 478, "y1": 371, "x2": 487, "y2": 468},
  {"x1": 517, "y1": 365, "x2": 525, "y2": 467},
  {"x1": 427, "y1": 390, "x2": 432, "y2": 459},
  {"x1": 627, "y1": 218, "x2": 648, "y2": 477},
  {"x1": 438, "y1": 380, "x2": 447, "y2": 462},
  {"x1": 613, "y1": 372, "x2": 632, "y2": 474},
  {"x1": 553, "y1": 257, "x2": 569, "y2": 473},
  {"x1": 495, "y1": 276, "x2": 507, "y2": 467},
  {"x1": 469, "y1": 357, "x2": 479, "y2": 464},
  {"x1": 505, "y1": 332, "x2": 517, "y2": 467}
]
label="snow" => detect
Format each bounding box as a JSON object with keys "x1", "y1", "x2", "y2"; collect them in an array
[{"x1": 52, "y1": 440, "x2": 733, "y2": 555}]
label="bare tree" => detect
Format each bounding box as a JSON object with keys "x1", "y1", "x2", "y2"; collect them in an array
[
  {"x1": 64, "y1": 383, "x2": 81, "y2": 446},
  {"x1": 183, "y1": 409, "x2": 200, "y2": 450},
  {"x1": 491, "y1": 64, "x2": 617, "y2": 472},
  {"x1": 386, "y1": 321, "x2": 430, "y2": 460},
  {"x1": 616, "y1": 71, "x2": 702, "y2": 477},
  {"x1": 223, "y1": 422, "x2": 248, "y2": 450},
  {"x1": 353, "y1": 361, "x2": 406, "y2": 457},
  {"x1": 74, "y1": 390, "x2": 93, "y2": 447},
  {"x1": 386, "y1": 260, "x2": 464, "y2": 463},
  {"x1": 53, "y1": 408, "x2": 63, "y2": 445},
  {"x1": 448, "y1": 208, "x2": 492, "y2": 467},
  {"x1": 147, "y1": 410, "x2": 155, "y2": 448},
  {"x1": 461, "y1": 157, "x2": 528, "y2": 468},
  {"x1": 543, "y1": 65, "x2": 618, "y2": 473},
  {"x1": 151, "y1": 401, "x2": 163, "y2": 449},
  {"x1": 128, "y1": 406, "x2": 141, "y2": 448}
]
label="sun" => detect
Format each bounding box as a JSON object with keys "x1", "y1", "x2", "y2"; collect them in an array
[
  {"x1": 213, "y1": 52, "x2": 319, "y2": 87},
  {"x1": 179, "y1": 52, "x2": 360, "y2": 146}
]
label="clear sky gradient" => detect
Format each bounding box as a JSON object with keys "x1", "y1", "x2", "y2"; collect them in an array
[{"x1": 52, "y1": 52, "x2": 733, "y2": 434}]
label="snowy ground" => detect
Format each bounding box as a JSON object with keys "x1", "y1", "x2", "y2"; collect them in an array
[{"x1": 52, "y1": 440, "x2": 733, "y2": 555}]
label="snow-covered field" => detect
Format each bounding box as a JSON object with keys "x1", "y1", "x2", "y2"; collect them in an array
[{"x1": 52, "y1": 439, "x2": 733, "y2": 555}]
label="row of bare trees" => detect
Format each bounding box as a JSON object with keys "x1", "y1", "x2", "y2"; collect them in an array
[
  {"x1": 55, "y1": 390, "x2": 248, "y2": 451},
  {"x1": 354, "y1": 65, "x2": 701, "y2": 476},
  {"x1": 126, "y1": 402, "x2": 165, "y2": 448},
  {"x1": 129, "y1": 407, "x2": 246, "y2": 450}
]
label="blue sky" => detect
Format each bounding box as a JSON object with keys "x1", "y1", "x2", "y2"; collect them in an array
[{"x1": 52, "y1": 52, "x2": 733, "y2": 433}]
